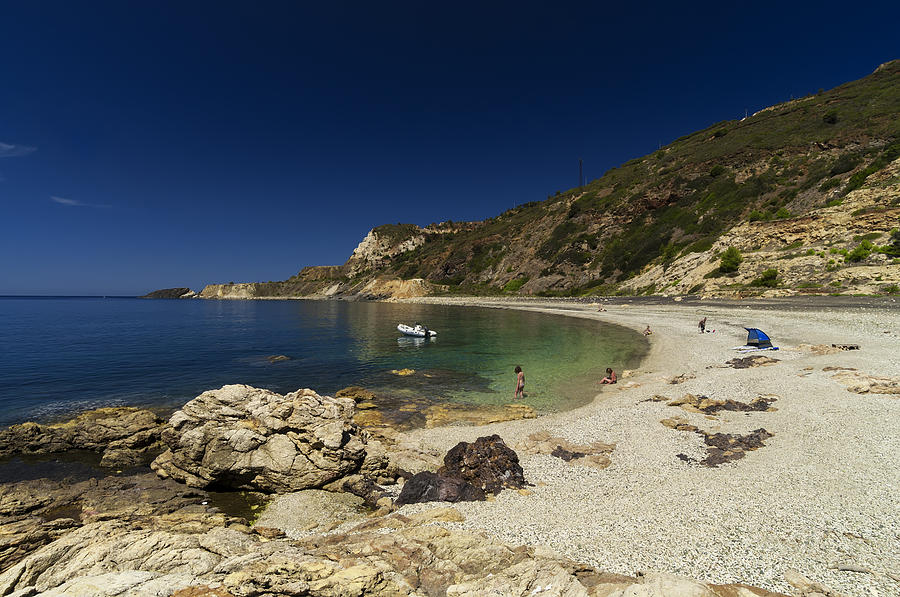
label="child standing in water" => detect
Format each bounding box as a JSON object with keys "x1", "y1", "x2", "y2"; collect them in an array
[{"x1": 514, "y1": 365, "x2": 525, "y2": 399}]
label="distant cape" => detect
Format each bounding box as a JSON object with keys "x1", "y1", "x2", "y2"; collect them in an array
[{"x1": 140, "y1": 287, "x2": 196, "y2": 299}]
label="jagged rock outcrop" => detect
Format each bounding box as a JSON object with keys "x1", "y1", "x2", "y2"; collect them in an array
[
  {"x1": 345, "y1": 225, "x2": 427, "y2": 276},
  {"x1": 0, "y1": 407, "x2": 165, "y2": 467},
  {"x1": 150, "y1": 384, "x2": 395, "y2": 493}
]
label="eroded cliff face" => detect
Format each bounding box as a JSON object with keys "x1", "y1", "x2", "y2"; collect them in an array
[
  {"x1": 346, "y1": 227, "x2": 427, "y2": 276},
  {"x1": 198, "y1": 283, "x2": 260, "y2": 299},
  {"x1": 198, "y1": 276, "x2": 439, "y2": 301}
]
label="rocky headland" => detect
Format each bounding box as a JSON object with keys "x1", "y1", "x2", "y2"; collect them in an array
[
  {"x1": 0, "y1": 299, "x2": 897, "y2": 596},
  {"x1": 140, "y1": 288, "x2": 197, "y2": 299}
]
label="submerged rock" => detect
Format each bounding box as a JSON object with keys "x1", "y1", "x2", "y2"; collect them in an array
[
  {"x1": 0, "y1": 407, "x2": 165, "y2": 467},
  {"x1": 151, "y1": 384, "x2": 395, "y2": 493}
]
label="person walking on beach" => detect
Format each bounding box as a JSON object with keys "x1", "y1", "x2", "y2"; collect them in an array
[
  {"x1": 699, "y1": 317, "x2": 707, "y2": 333},
  {"x1": 514, "y1": 365, "x2": 525, "y2": 399},
  {"x1": 599, "y1": 367, "x2": 617, "y2": 384}
]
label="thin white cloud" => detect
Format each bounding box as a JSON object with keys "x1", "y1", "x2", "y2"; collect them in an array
[
  {"x1": 50, "y1": 196, "x2": 113, "y2": 209},
  {"x1": 0, "y1": 142, "x2": 36, "y2": 158},
  {"x1": 51, "y1": 196, "x2": 85, "y2": 206}
]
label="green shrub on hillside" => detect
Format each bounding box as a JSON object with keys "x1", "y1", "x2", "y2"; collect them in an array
[
  {"x1": 719, "y1": 247, "x2": 743, "y2": 273},
  {"x1": 748, "y1": 210, "x2": 771, "y2": 222},
  {"x1": 502, "y1": 277, "x2": 529, "y2": 292},
  {"x1": 749, "y1": 269, "x2": 779, "y2": 287},
  {"x1": 818, "y1": 177, "x2": 842, "y2": 191},
  {"x1": 829, "y1": 154, "x2": 860, "y2": 176},
  {"x1": 822, "y1": 110, "x2": 838, "y2": 124},
  {"x1": 843, "y1": 140, "x2": 900, "y2": 195},
  {"x1": 775, "y1": 207, "x2": 792, "y2": 219},
  {"x1": 846, "y1": 240, "x2": 874, "y2": 262}
]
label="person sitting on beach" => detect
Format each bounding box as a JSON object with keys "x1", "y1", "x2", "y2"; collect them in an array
[
  {"x1": 599, "y1": 367, "x2": 617, "y2": 384},
  {"x1": 699, "y1": 317, "x2": 707, "y2": 333},
  {"x1": 514, "y1": 365, "x2": 526, "y2": 399},
  {"x1": 643, "y1": 325, "x2": 652, "y2": 336}
]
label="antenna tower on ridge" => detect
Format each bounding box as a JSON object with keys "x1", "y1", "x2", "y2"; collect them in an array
[{"x1": 578, "y1": 158, "x2": 584, "y2": 187}]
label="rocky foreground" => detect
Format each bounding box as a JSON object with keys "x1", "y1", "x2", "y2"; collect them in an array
[
  {"x1": 0, "y1": 299, "x2": 897, "y2": 596},
  {"x1": 0, "y1": 384, "x2": 813, "y2": 596}
]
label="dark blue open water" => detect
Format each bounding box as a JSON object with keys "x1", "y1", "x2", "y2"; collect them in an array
[{"x1": 0, "y1": 297, "x2": 646, "y2": 427}]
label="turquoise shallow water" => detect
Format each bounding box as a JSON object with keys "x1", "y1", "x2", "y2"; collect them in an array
[{"x1": 0, "y1": 297, "x2": 646, "y2": 427}]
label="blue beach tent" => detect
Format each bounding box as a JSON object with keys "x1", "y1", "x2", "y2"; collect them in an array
[{"x1": 744, "y1": 328, "x2": 773, "y2": 349}]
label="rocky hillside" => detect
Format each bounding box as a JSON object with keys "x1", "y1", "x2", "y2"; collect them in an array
[{"x1": 199, "y1": 60, "x2": 900, "y2": 300}]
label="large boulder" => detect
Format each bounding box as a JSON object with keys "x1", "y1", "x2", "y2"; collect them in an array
[
  {"x1": 151, "y1": 384, "x2": 392, "y2": 493},
  {"x1": 0, "y1": 407, "x2": 165, "y2": 466},
  {"x1": 438, "y1": 434, "x2": 526, "y2": 494},
  {"x1": 395, "y1": 435, "x2": 526, "y2": 506}
]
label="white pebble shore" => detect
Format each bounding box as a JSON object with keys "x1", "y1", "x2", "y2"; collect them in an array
[{"x1": 394, "y1": 297, "x2": 900, "y2": 596}]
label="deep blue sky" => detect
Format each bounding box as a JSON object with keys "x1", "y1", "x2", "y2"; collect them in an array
[{"x1": 1, "y1": 1, "x2": 898, "y2": 295}]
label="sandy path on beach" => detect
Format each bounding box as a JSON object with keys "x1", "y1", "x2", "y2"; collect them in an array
[{"x1": 394, "y1": 297, "x2": 900, "y2": 596}]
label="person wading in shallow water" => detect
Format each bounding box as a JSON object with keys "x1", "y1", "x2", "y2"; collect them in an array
[
  {"x1": 599, "y1": 368, "x2": 617, "y2": 384},
  {"x1": 514, "y1": 365, "x2": 525, "y2": 399}
]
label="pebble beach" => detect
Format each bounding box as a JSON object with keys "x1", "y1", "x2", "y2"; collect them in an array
[{"x1": 394, "y1": 297, "x2": 900, "y2": 596}]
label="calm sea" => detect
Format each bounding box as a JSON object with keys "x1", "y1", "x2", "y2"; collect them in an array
[{"x1": 0, "y1": 297, "x2": 647, "y2": 427}]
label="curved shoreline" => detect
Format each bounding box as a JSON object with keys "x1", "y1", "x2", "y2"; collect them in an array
[{"x1": 394, "y1": 296, "x2": 900, "y2": 597}]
